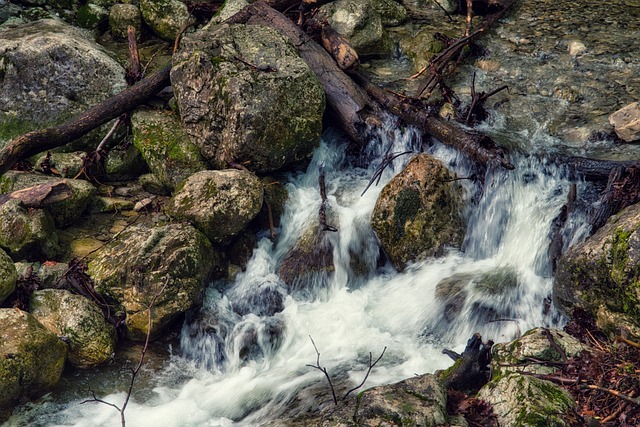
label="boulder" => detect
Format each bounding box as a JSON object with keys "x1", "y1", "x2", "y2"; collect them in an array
[
  {"x1": 318, "y1": 0, "x2": 408, "y2": 56},
  {"x1": 131, "y1": 109, "x2": 208, "y2": 191},
  {"x1": 87, "y1": 222, "x2": 223, "y2": 340},
  {"x1": 109, "y1": 3, "x2": 142, "y2": 39},
  {"x1": 371, "y1": 154, "x2": 465, "y2": 270},
  {"x1": 0, "y1": 309, "x2": 67, "y2": 415},
  {"x1": 171, "y1": 23, "x2": 325, "y2": 173},
  {"x1": 477, "y1": 373, "x2": 575, "y2": 427},
  {"x1": 609, "y1": 102, "x2": 640, "y2": 142},
  {"x1": 0, "y1": 248, "x2": 16, "y2": 304},
  {"x1": 76, "y1": 3, "x2": 109, "y2": 31},
  {"x1": 167, "y1": 170, "x2": 263, "y2": 244},
  {"x1": 139, "y1": 0, "x2": 194, "y2": 41},
  {"x1": 29, "y1": 289, "x2": 116, "y2": 368},
  {"x1": 0, "y1": 19, "x2": 127, "y2": 150},
  {"x1": 554, "y1": 202, "x2": 640, "y2": 338},
  {"x1": 33, "y1": 151, "x2": 86, "y2": 179},
  {"x1": 398, "y1": 28, "x2": 447, "y2": 71},
  {"x1": 101, "y1": 144, "x2": 149, "y2": 182},
  {"x1": 0, "y1": 200, "x2": 60, "y2": 260},
  {"x1": 14, "y1": 261, "x2": 68, "y2": 288}
]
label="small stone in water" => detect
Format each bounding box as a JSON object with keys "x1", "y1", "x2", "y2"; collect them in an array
[{"x1": 568, "y1": 40, "x2": 587, "y2": 57}]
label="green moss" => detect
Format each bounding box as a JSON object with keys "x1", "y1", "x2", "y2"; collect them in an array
[
  {"x1": 0, "y1": 116, "x2": 35, "y2": 143},
  {"x1": 393, "y1": 188, "x2": 421, "y2": 238}
]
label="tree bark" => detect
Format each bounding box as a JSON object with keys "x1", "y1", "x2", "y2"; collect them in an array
[
  {"x1": 0, "y1": 64, "x2": 171, "y2": 177},
  {"x1": 0, "y1": 181, "x2": 73, "y2": 208}
]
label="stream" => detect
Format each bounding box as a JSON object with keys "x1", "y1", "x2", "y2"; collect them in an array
[{"x1": 6, "y1": 0, "x2": 640, "y2": 426}]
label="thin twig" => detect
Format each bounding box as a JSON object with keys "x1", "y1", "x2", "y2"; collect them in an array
[
  {"x1": 306, "y1": 335, "x2": 338, "y2": 405},
  {"x1": 342, "y1": 347, "x2": 387, "y2": 401}
]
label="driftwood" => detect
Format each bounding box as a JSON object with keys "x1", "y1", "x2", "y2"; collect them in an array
[
  {"x1": 320, "y1": 25, "x2": 359, "y2": 71},
  {"x1": 0, "y1": 181, "x2": 74, "y2": 208},
  {"x1": 441, "y1": 333, "x2": 493, "y2": 394},
  {"x1": 589, "y1": 164, "x2": 640, "y2": 232},
  {"x1": 0, "y1": 64, "x2": 171, "y2": 176}
]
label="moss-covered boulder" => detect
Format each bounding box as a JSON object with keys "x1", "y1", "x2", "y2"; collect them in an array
[
  {"x1": 33, "y1": 151, "x2": 86, "y2": 178},
  {"x1": 318, "y1": 0, "x2": 408, "y2": 56},
  {"x1": 29, "y1": 289, "x2": 116, "y2": 368},
  {"x1": 0, "y1": 309, "x2": 67, "y2": 417},
  {"x1": 0, "y1": 200, "x2": 60, "y2": 260},
  {"x1": 167, "y1": 170, "x2": 263, "y2": 244},
  {"x1": 477, "y1": 373, "x2": 575, "y2": 427},
  {"x1": 171, "y1": 23, "x2": 325, "y2": 174},
  {"x1": 87, "y1": 222, "x2": 222, "y2": 340},
  {"x1": 109, "y1": 3, "x2": 142, "y2": 39},
  {"x1": 371, "y1": 154, "x2": 465, "y2": 271},
  {"x1": 140, "y1": 0, "x2": 194, "y2": 41},
  {"x1": 132, "y1": 109, "x2": 207, "y2": 191},
  {"x1": 76, "y1": 3, "x2": 109, "y2": 31},
  {"x1": 102, "y1": 144, "x2": 149, "y2": 182},
  {"x1": 398, "y1": 28, "x2": 447, "y2": 71},
  {"x1": 0, "y1": 248, "x2": 16, "y2": 304},
  {"x1": 0, "y1": 19, "x2": 126, "y2": 150},
  {"x1": 554, "y1": 202, "x2": 640, "y2": 339}
]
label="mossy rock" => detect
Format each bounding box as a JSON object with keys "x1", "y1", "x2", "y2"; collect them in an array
[
  {"x1": 0, "y1": 309, "x2": 67, "y2": 414},
  {"x1": 102, "y1": 144, "x2": 149, "y2": 182},
  {"x1": 0, "y1": 248, "x2": 16, "y2": 304},
  {"x1": 33, "y1": 151, "x2": 86, "y2": 178},
  {"x1": 139, "y1": 0, "x2": 194, "y2": 41},
  {"x1": 29, "y1": 289, "x2": 117, "y2": 368},
  {"x1": 87, "y1": 222, "x2": 223, "y2": 341},
  {"x1": 0, "y1": 200, "x2": 60, "y2": 260},
  {"x1": 371, "y1": 154, "x2": 465, "y2": 271},
  {"x1": 108, "y1": 3, "x2": 142, "y2": 39}
]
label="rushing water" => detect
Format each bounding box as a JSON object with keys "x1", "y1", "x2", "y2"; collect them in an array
[{"x1": 6, "y1": 113, "x2": 592, "y2": 426}]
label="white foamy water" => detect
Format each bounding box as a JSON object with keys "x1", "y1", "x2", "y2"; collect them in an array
[{"x1": 7, "y1": 120, "x2": 587, "y2": 427}]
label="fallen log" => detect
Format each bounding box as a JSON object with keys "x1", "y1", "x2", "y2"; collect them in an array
[
  {"x1": 0, "y1": 181, "x2": 74, "y2": 208},
  {"x1": 0, "y1": 64, "x2": 171, "y2": 176},
  {"x1": 440, "y1": 333, "x2": 493, "y2": 394}
]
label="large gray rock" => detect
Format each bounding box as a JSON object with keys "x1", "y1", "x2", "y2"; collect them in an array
[
  {"x1": 554, "y1": 202, "x2": 640, "y2": 339},
  {"x1": 609, "y1": 102, "x2": 640, "y2": 142},
  {"x1": 87, "y1": 222, "x2": 222, "y2": 341},
  {"x1": 29, "y1": 289, "x2": 117, "y2": 368},
  {"x1": 140, "y1": 0, "x2": 194, "y2": 41},
  {"x1": 0, "y1": 19, "x2": 126, "y2": 150},
  {"x1": 477, "y1": 373, "x2": 575, "y2": 427},
  {"x1": 0, "y1": 200, "x2": 60, "y2": 260},
  {"x1": 167, "y1": 170, "x2": 263, "y2": 244},
  {"x1": 371, "y1": 154, "x2": 465, "y2": 270},
  {"x1": 0, "y1": 309, "x2": 67, "y2": 416},
  {"x1": 131, "y1": 109, "x2": 208, "y2": 191},
  {"x1": 171, "y1": 23, "x2": 325, "y2": 174},
  {"x1": 0, "y1": 248, "x2": 16, "y2": 304},
  {"x1": 318, "y1": 0, "x2": 408, "y2": 56}
]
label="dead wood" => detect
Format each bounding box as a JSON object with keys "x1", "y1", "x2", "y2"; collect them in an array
[
  {"x1": 441, "y1": 333, "x2": 493, "y2": 394},
  {"x1": 0, "y1": 63, "x2": 171, "y2": 177},
  {"x1": 321, "y1": 25, "x2": 359, "y2": 71},
  {"x1": 589, "y1": 164, "x2": 640, "y2": 232},
  {"x1": 0, "y1": 181, "x2": 74, "y2": 208}
]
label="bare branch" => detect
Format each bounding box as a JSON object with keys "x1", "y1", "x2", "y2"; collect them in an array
[{"x1": 342, "y1": 346, "x2": 387, "y2": 401}]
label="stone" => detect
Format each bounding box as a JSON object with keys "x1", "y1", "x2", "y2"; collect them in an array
[
  {"x1": 567, "y1": 40, "x2": 587, "y2": 57},
  {"x1": 371, "y1": 154, "x2": 465, "y2": 270},
  {"x1": 398, "y1": 27, "x2": 446, "y2": 71},
  {"x1": 0, "y1": 200, "x2": 60, "y2": 260},
  {"x1": 86, "y1": 196, "x2": 134, "y2": 213},
  {"x1": 102, "y1": 144, "x2": 149, "y2": 182},
  {"x1": 33, "y1": 151, "x2": 86, "y2": 178},
  {"x1": 87, "y1": 222, "x2": 223, "y2": 340},
  {"x1": 76, "y1": 3, "x2": 109, "y2": 31},
  {"x1": 139, "y1": 173, "x2": 170, "y2": 195},
  {"x1": 0, "y1": 248, "x2": 16, "y2": 304},
  {"x1": 255, "y1": 177, "x2": 289, "y2": 231},
  {"x1": 109, "y1": 3, "x2": 141, "y2": 39},
  {"x1": 131, "y1": 109, "x2": 208, "y2": 191},
  {"x1": 477, "y1": 373, "x2": 575, "y2": 427},
  {"x1": 14, "y1": 261, "x2": 68, "y2": 288},
  {"x1": 554, "y1": 202, "x2": 640, "y2": 339},
  {"x1": 29, "y1": 289, "x2": 117, "y2": 368},
  {"x1": 0, "y1": 19, "x2": 127, "y2": 151},
  {"x1": 167, "y1": 170, "x2": 263, "y2": 244},
  {"x1": 609, "y1": 102, "x2": 640, "y2": 142},
  {"x1": 0, "y1": 309, "x2": 67, "y2": 415},
  {"x1": 171, "y1": 23, "x2": 325, "y2": 173},
  {"x1": 139, "y1": 0, "x2": 194, "y2": 41}
]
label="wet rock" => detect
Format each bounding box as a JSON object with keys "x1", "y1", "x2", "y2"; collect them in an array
[
  {"x1": 609, "y1": 102, "x2": 640, "y2": 142},
  {"x1": 109, "y1": 3, "x2": 142, "y2": 39},
  {"x1": 0, "y1": 200, "x2": 60, "y2": 260},
  {"x1": 227, "y1": 230, "x2": 258, "y2": 270},
  {"x1": 318, "y1": 0, "x2": 408, "y2": 56},
  {"x1": 0, "y1": 309, "x2": 67, "y2": 417},
  {"x1": 167, "y1": 170, "x2": 263, "y2": 244},
  {"x1": 131, "y1": 109, "x2": 208, "y2": 191},
  {"x1": 0, "y1": 19, "x2": 126, "y2": 150},
  {"x1": 228, "y1": 277, "x2": 286, "y2": 317},
  {"x1": 567, "y1": 40, "x2": 586, "y2": 57},
  {"x1": 171, "y1": 23, "x2": 325, "y2": 173},
  {"x1": 435, "y1": 273, "x2": 470, "y2": 322},
  {"x1": 140, "y1": 0, "x2": 194, "y2": 41},
  {"x1": 29, "y1": 289, "x2": 116, "y2": 368},
  {"x1": 0, "y1": 248, "x2": 16, "y2": 304},
  {"x1": 491, "y1": 327, "x2": 587, "y2": 377},
  {"x1": 256, "y1": 177, "x2": 289, "y2": 230},
  {"x1": 398, "y1": 28, "x2": 446, "y2": 71},
  {"x1": 87, "y1": 222, "x2": 223, "y2": 341},
  {"x1": 477, "y1": 373, "x2": 575, "y2": 427},
  {"x1": 554, "y1": 202, "x2": 640, "y2": 339},
  {"x1": 231, "y1": 316, "x2": 286, "y2": 363},
  {"x1": 371, "y1": 154, "x2": 465, "y2": 271}
]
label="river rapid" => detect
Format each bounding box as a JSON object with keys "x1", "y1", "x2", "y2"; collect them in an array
[{"x1": 6, "y1": 0, "x2": 640, "y2": 426}]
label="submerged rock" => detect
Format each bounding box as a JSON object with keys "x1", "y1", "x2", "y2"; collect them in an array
[
  {"x1": 0, "y1": 309, "x2": 67, "y2": 418},
  {"x1": 171, "y1": 23, "x2": 325, "y2": 173},
  {"x1": 167, "y1": 169, "x2": 263, "y2": 244},
  {"x1": 0, "y1": 248, "x2": 16, "y2": 304},
  {"x1": 371, "y1": 154, "x2": 465, "y2": 270},
  {"x1": 29, "y1": 289, "x2": 116, "y2": 368},
  {"x1": 87, "y1": 222, "x2": 223, "y2": 341},
  {"x1": 554, "y1": 202, "x2": 640, "y2": 339},
  {"x1": 0, "y1": 19, "x2": 126, "y2": 150}
]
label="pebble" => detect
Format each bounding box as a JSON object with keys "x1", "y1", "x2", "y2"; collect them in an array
[{"x1": 568, "y1": 40, "x2": 587, "y2": 57}]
